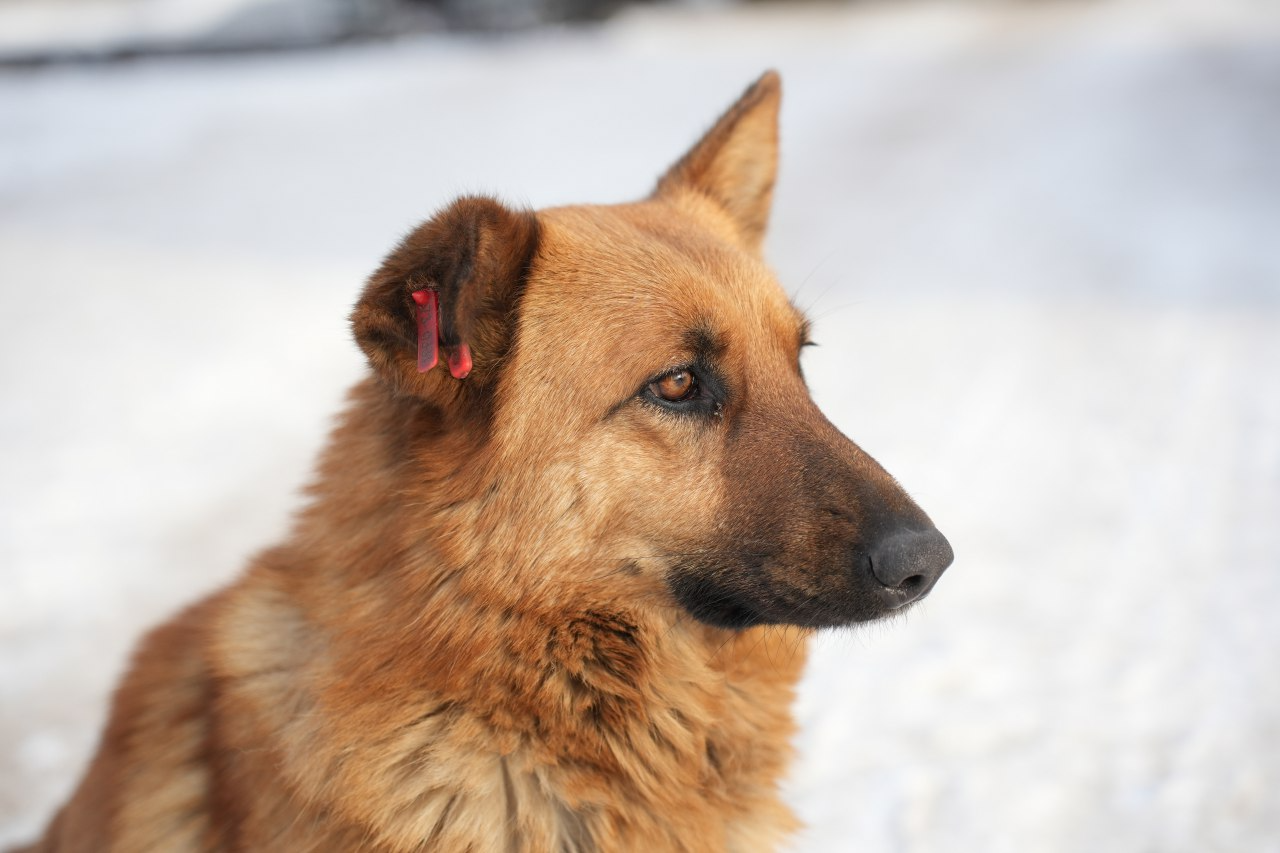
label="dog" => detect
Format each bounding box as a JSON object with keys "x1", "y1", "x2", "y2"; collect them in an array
[{"x1": 19, "y1": 71, "x2": 952, "y2": 852}]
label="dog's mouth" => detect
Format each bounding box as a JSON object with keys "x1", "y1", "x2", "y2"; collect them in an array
[
  {"x1": 664, "y1": 539, "x2": 950, "y2": 631},
  {"x1": 665, "y1": 566, "x2": 914, "y2": 631}
]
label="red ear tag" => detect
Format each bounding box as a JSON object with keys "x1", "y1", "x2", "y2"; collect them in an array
[
  {"x1": 411, "y1": 289, "x2": 439, "y2": 373},
  {"x1": 447, "y1": 343, "x2": 473, "y2": 380}
]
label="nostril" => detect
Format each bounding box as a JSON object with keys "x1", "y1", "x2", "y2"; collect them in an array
[
  {"x1": 897, "y1": 573, "x2": 926, "y2": 593},
  {"x1": 866, "y1": 527, "x2": 953, "y2": 594}
]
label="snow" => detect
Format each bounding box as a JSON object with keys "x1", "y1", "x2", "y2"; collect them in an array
[{"x1": 2, "y1": 0, "x2": 1279, "y2": 849}]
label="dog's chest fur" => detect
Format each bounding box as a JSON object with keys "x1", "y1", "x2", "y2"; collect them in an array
[
  {"x1": 206, "y1": 573, "x2": 806, "y2": 851},
  {"x1": 49, "y1": 566, "x2": 805, "y2": 853}
]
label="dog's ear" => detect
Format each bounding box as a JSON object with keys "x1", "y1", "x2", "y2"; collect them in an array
[
  {"x1": 655, "y1": 70, "x2": 781, "y2": 252},
  {"x1": 351, "y1": 196, "x2": 539, "y2": 405}
]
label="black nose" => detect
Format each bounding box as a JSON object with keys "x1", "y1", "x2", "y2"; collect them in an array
[{"x1": 868, "y1": 527, "x2": 953, "y2": 605}]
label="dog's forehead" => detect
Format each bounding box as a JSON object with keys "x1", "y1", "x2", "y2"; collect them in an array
[{"x1": 529, "y1": 203, "x2": 802, "y2": 354}]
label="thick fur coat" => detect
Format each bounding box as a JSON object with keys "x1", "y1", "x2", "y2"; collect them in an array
[{"x1": 21, "y1": 72, "x2": 951, "y2": 852}]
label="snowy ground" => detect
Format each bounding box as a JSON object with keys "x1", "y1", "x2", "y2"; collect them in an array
[{"x1": 3, "y1": 0, "x2": 1279, "y2": 849}]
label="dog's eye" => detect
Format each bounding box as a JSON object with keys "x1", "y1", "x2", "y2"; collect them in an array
[
  {"x1": 650, "y1": 370, "x2": 698, "y2": 402},
  {"x1": 637, "y1": 364, "x2": 725, "y2": 418}
]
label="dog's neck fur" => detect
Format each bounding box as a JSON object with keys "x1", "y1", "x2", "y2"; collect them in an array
[{"x1": 209, "y1": 381, "x2": 807, "y2": 850}]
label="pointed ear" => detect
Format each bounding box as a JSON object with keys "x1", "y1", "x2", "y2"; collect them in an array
[
  {"x1": 350, "y1": 196, "x2": 539, "y2": 404},
  {"x1": 655, "y1": 70, "x2": 781, "y2": 251}
]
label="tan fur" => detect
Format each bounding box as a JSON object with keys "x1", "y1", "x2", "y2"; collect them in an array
[{"x1": 21, "y1": 71, "x2": 948, "y2": 852}]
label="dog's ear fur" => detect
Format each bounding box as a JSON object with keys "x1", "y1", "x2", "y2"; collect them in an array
[
  {"x1": 351, "y1": 196, "x2": 539, "y2": 404},
  {"x1": 656, "y1": 70, "x2": 781, "y2": 252}
]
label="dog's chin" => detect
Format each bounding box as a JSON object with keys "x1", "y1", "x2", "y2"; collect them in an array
[
  {"x1": 666, "y1": 575, "x2": 769, "y2": 630},
  {"x1": 667, "y1": 572, "x2": 919, "y2": 631}
]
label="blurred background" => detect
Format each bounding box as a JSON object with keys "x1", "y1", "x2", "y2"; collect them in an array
[{"x1": 2, "y1": 0, "x2": 1278, "y2": 849}]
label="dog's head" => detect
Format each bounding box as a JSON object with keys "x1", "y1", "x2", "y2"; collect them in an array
[{"x1": 351, "y1": 72, "x2": 951, "y2": 630}]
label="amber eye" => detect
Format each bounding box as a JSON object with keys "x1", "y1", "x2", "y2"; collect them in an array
[{"x1": 650, "y1": 370, "x2": 697, "y2": 402}]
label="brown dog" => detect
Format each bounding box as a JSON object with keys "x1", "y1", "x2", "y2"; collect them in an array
[{"x1": 20, "y1": 71, "x2": 951, "y2": 852}]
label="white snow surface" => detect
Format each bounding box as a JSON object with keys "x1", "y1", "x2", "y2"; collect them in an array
[{"x1": 3, "y1": 1, "x2": 1280, "y2": 849}]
